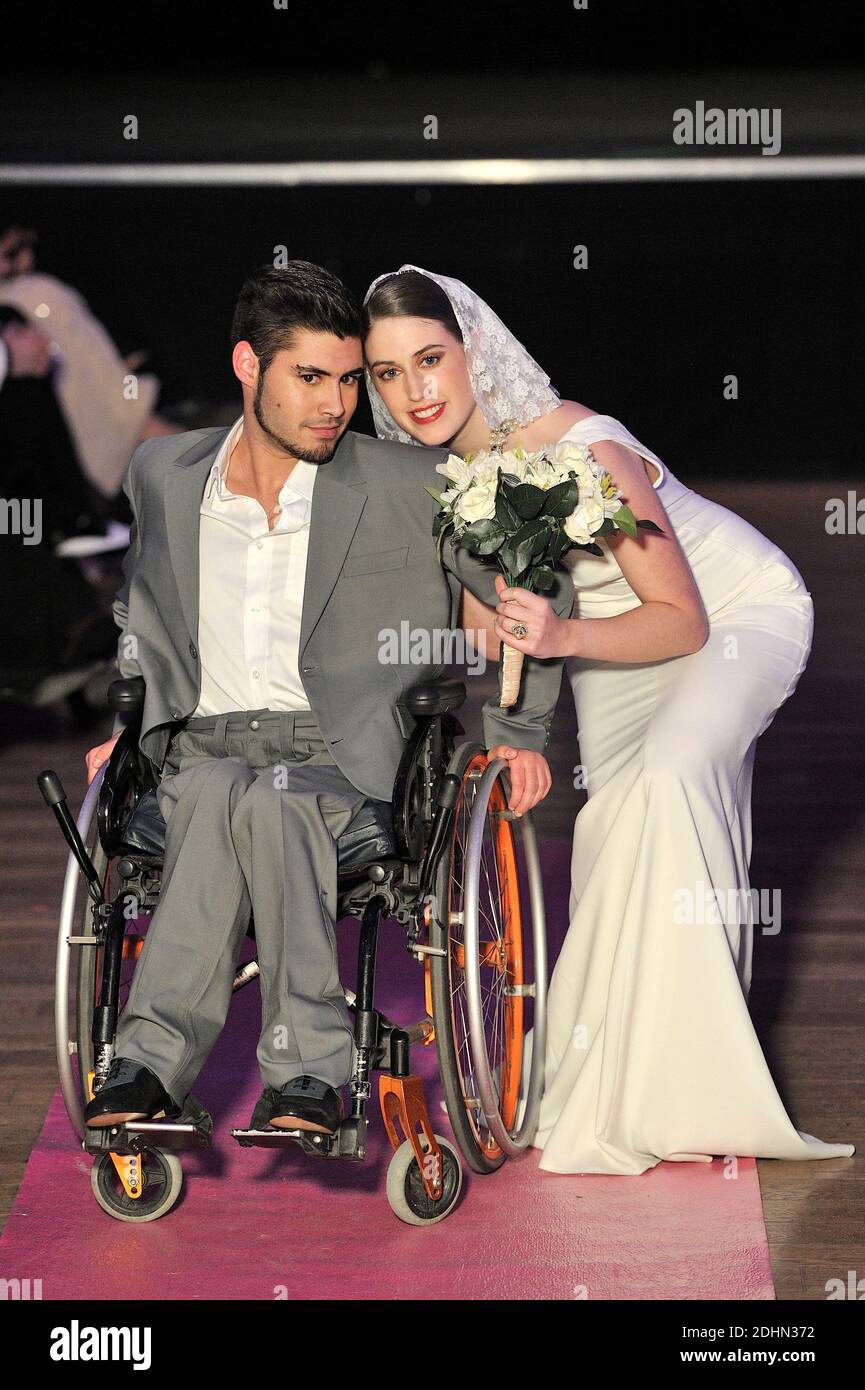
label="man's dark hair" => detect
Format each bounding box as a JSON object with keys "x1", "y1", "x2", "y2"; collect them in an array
[{"x1": 230, "y1": 260, "x2": 364, "y2": 375}]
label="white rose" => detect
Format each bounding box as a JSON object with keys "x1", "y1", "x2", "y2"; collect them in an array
[
  {"x1": 553, "y1": 441, "x2": 595, "y2": 471},
  {"x1": 471, "y1": 457, "x2": 501, "y2": 486},
  {"x1": 563, "y1": 493, "x2": 605, "y2": 544},
  {"x1": 456, "y1": 479, "x2": 498, "y2": 523}
]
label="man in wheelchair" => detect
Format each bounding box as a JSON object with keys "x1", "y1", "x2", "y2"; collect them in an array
[{"x1": 82, "y1": 261, "x2": 574, "y2": 1140}]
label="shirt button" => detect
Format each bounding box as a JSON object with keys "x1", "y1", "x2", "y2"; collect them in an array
[
  {"x1": 256, "y1": 541, "x2": 263, "y2": 550},
  {"x1": 249, "y1": 719, "x2": 260, "y2": 731},
  {"x1": 252, "y1": 670, "x2": 260, "y2": 680},
  {"x1": 188, "y1": 641, "x2": 197, "y2": 658}
]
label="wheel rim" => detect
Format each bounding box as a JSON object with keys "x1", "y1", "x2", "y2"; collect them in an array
[
  {"x1": 57, "y1": 769, "x2": 103, "y2": 1139},
  {"x1": 463, "y1": 758, "x2": 548, "y2": 1156},
  {"x1": 403, "y1": 1143, "x2": 461, "y2": 1219},
  {"x1": 442, "y1": 752, "x2": 524, "y2": 1162},
  {"x1": 93, "y1": 1150, "x2": 177, "y2": 1219}
]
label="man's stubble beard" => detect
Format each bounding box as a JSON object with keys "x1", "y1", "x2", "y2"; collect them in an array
[{"x1": 252, "y1": 371, "x2": 343, "y2": 465}]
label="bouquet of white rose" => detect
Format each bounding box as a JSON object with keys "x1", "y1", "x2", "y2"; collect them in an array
[{"x1": 426, "y1": 440, "x2": 663, "y2": 707}]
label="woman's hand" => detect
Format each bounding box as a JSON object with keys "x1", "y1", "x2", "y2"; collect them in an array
[{"x1": 493, "y1": 574, "x2": 572, "y2": 659}]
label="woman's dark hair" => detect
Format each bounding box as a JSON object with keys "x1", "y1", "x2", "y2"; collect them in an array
[
  {"x1": 363, "y1": 270, "x2": 463, "y2": 343},
  {"x1": 230, "y1": 260, "x2": 364, "y2": 375}
]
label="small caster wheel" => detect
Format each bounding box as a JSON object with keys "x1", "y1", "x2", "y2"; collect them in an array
[
  {"x1": 386, "y1": 1133, "x2": 463, "y2": 1225},
  {"x1": 90, "y1": 1149, "x2": 183, "y2": 1222}
]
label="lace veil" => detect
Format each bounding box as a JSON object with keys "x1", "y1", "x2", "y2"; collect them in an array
[{"x1": 362, "y1": 264, "x2": 560, "y2": 446}]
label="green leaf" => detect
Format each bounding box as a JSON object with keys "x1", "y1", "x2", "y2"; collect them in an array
[
  {"x1": 494, "y1": 488, "x2": 521, "y2": 532},
  {"x1": 465, "y1": 517, "x2": 506, "y2": 555},
  {"x1": 435, "y1": 520, "x2": 452, "y2": 565},
  {"x1": 612, "y1": 504, "x2": 637, "y2": 539},
  {"x1": 595, "y1": 517, "x2": 616, "y2": 537},
  {"x1": 541, "y1": 478, "x2": 579, "y2": 518},
  {"x1": 507, "y1": 518, "x2": 551, "y2": 574},
  {"x1": 636, "y1": 518, "x2": 665, "y2": 534},
  {"x1": 508, "y1": 483, "x2": 546, "y2": 520},
  {"x1": 533, "y1": 564, "x2": 556, "y2": 592},
  {"x1": 549, "y1": 526, "x2": 571, "y2": 566},
  {"x1": 424, "y1": 485, "x2": 447, "y2": 506}
]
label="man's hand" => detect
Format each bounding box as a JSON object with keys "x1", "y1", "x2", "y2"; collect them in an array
[
  {"x1": 486, "y1": 745, "x2": 552, "y2": 816},
  {"x1": 85, "y1": 732, "x2": 121, "y2": 785}
]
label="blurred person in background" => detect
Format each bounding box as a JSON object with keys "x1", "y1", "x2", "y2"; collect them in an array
[
  {"x1": 0, "y1": 225, "x2": 181, "y2": 508},
  {"x1": 0, "y1": 303, "x2": 120, "y2": 718}
]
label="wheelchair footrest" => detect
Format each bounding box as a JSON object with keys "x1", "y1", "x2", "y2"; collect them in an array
[
  {"x1": 83, "y1": 1094, "x2": 214, "y2": 1155},
  {"x1": 230, "y1": 1114, "x2": 367, "y2": 1160}
]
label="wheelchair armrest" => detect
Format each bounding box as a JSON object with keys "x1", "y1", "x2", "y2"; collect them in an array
[
  {"x1": 390, "y1": 678, "x2": 466, "y2": 861},
  {"x1": 400, "y1": 676, "x2": 466, "y2": 719},
  {"x1": 108, "y1": 675, "x2": 145, "y2": 715}
]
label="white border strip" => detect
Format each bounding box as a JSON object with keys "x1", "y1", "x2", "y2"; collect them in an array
[{"x1": 1, "y1": 156, "x2": 865, "y2": 185}]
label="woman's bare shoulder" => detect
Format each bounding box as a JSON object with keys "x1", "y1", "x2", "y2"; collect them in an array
[
  {"x1": 553, "y1": 399, "x2": 599, "y2": 426},
  {"x1": 523, "y1": 400, "x2": 598, "y2": 447}
]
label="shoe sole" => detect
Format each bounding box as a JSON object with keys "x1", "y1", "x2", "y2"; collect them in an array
[
  {"x1": 267, "y1": 1113, "x2": 337, "y2": 1135},
  {"x1": 85, "y1": 1108, "x2": 169, "y2": 1128}
]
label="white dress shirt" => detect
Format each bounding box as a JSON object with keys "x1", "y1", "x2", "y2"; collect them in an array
[{"x1": 192, "y1": 415, "x2": 318, "y2": 717}]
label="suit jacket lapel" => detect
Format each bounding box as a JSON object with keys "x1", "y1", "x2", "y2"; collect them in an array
[
  {"x1": 299, "y1": 432, "x2": 367, "y2": 654},
  {"x1": 165, "y1": 430, "x2": 226, "y2": 645}
]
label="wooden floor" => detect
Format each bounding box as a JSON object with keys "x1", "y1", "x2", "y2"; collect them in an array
[{"x1": 1, "y1": 477, "x2": 862, "y2": 1298}]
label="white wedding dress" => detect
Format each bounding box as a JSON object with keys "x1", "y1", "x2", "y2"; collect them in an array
[{"x1": 519, "y1": 413, "x2": 855, "y2": 1175}]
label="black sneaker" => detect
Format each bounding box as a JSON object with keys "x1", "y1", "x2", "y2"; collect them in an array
[
  {"x1": 261, "y1": 1075, "x2": 345, "y2": 1134},
  {"x1": 83, "y1": 1057, "x2": 182, "y2": 1129}
]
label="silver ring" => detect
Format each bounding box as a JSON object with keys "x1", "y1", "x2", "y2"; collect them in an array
[{"x1": 511, "y1": 622, "x2": 528, "y2": 639}]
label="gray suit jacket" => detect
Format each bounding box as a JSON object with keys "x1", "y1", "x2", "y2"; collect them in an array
[{"x1": 111, "y1": 426, "x2": 575, "y2": 801}]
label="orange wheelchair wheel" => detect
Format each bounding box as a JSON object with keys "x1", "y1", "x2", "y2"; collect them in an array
[{"x1": 429, "y1": 743, "x2": 527, "y2": 1174}]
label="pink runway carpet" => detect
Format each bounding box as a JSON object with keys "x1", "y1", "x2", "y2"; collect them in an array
[{"x1": 0, "y1": 841, "x2": 774, "y2": 1300}]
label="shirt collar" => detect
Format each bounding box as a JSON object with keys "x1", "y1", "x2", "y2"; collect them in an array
[{"x1": 205, "y1": 416, "x2": 318, "y2": 506}]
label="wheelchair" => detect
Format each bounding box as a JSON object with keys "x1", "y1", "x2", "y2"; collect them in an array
[{"x1": 38, "y1": 673, "x2": 549, "y2": 1226}]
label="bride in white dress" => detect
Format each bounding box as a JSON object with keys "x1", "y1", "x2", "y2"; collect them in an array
[{"x1": 363, "y1": 264, "x2": 856, "y2": 1176}]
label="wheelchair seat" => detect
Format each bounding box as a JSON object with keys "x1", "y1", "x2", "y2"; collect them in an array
[{"x1": 117, "y1": 787, "x2": 398, "y2": 873}]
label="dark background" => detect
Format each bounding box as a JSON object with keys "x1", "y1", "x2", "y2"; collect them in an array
[{"x1": 1, "y1": 0, "x2": 863, "y2": 477}]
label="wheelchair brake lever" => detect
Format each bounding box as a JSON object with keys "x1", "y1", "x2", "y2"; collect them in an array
[{"x1": 37, "y1": 769, "x2": 106, "y2": 904}]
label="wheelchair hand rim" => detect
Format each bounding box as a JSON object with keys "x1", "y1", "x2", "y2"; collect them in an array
[
  {"x1": 463, "y1": 756, "x2": 548, "y2": 1157},
  {"x1": 56, "y1": 765, "x2": 105, "y2": 1141}
]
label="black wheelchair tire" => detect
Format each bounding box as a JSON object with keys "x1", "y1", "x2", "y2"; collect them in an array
[{"x1": 90, "y1": 1148, "x2": 183, "y2": 1223}]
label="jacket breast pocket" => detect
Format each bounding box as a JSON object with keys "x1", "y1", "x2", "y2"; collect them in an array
[{"x1": 342, "y1": 546, "x2": 409, "y2": 577}]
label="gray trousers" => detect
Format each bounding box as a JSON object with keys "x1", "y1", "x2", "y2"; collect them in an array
[{"x1": 113, "y1": 708, "x2": 371, "y2": 1104}]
